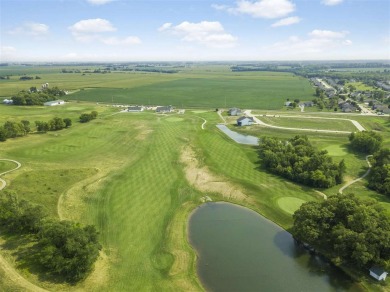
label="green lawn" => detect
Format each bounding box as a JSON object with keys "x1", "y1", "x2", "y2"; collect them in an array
[{"x1": 256, "y1": 116, "x2": 357, "y2": 132}]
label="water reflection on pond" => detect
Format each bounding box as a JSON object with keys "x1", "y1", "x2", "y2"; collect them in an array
[{"x1": 189, "y1": 202, "x2": 363, "y2": 292}]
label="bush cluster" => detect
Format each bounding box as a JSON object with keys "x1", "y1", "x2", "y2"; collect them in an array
[{"x1": 79, "y1": 111, "x2": 98, "y2": 123}]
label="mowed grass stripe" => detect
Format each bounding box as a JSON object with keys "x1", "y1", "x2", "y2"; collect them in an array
[{"x1": 87, "y1": 115, "x2": 194, "y2": 290}]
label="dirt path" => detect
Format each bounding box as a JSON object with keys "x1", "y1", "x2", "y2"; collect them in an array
[
  {"x1": 244, "y1": 110, "x2": 356, "y2": 134},
  {"x1": 339, "y1": 155, "x2": 372, "y2": 194},
  {"x1": 0, "y1": 159, "x2": 49, "y2": 292}
]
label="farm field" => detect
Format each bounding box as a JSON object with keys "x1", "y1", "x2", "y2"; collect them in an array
[
  {"x1": 0, "y1": 65, "x2": 314, "y2": 110},
  {"x1": 0, "y1": 66, "x2": 389, "y2": 291}
]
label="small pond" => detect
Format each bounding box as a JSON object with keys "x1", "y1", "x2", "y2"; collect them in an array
[
  {"x1": 189, "y1": 202, "x2": 363, "y2": 292},
  {"x1": 216, "y1": 124, "x2": 259, "y2": 146}
]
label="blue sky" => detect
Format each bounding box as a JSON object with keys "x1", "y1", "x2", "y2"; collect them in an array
[{"x1": 1, "y1": 0, "x2": 389, "y2": 61}]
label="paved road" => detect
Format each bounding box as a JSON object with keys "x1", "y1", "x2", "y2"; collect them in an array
[
  {"x1": 244, "y1": 110, "x2": 365, "y2": 134},
  {"x1": 339, "y1": 155, "x2": 372, "y2": 194}
]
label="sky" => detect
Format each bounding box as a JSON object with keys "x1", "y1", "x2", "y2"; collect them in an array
[{"x1": 0, "y1": 0, "x2": 389, "y2": 62}]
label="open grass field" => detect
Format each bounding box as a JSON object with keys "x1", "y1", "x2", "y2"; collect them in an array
[
  {"x1": 0, "y1": 65, "x2": 389, "y2": 291},
  {"x1": 252, "y1": 116, "x2": 357, "y2": 132},
  {"x1": 1, "y1": 65, "x2": 315, "y2": 110}
]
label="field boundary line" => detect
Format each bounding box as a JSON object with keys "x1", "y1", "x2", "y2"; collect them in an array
[
  {"x1": 0, "y1": 159, "x2": 49, "y2": 292},
  {"x1": 339, "y1": 155, "x2": 372, "y2": 194}
]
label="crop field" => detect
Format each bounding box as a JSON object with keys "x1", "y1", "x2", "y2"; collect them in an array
[{"x1": 0, "y1": 65, "x2": 314, "y2": 110}]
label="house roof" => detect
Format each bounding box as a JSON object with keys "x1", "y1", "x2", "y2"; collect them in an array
[
  {"x1": 370, "y1": 266, "x2": 387, "y2": 276},
  {"x1": 237, "y1": 116, "x2": 254, "y2": 122},
  {"x1": 229, "y1": 107, "x2": 241, "y2": 111},
  {"x1": 128, "y1": 106, "x2": 143, "y2": 110},
  {"x1": 156, "y1": 105, "x2": 173, "y2": 111}
]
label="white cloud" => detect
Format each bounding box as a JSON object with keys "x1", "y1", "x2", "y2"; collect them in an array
[
  {"x1": 212, "y1": 0, "x2": 296, "y2": 19},
  {"x1": 269, "y1": 29, "x2": 352, "y2": 54},
  {"x1": 271, "y1": 16, "x2": 301, "y2": 27},
  {"x1": 1, "y1": 46, "x2": 16, "y2": 53},
  {"x1": 158, "y1": 23, "x2": 173, "y2": 32},
  {"x1": 158, "y1": 21, "x2": 237, "y2": 48},
  {"x1": 69, "y1": 18, "x2": 116, "y2": 34},
  {"x1": 86, "y1": 0, "x2": 115, "y2": 5},
  {"x1": 309, "y1": 29, "x2": 349, "y2": 38},
  {"x1": 321, "y1": 0, "x2": 343, "y2": 6},
  {"x1": 8, "y1": 22, "x2": 49, "y2": 36},
  {"x1": 100, "y1": 36, "x2": 141, "y2": 45},
  {"x1": 68, "y1": 18, "x2": 140, "y2": 46}
]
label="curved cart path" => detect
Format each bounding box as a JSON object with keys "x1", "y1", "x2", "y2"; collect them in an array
[
  {"x1": 0, "y1": 159, "x2": 49, "y2": 292},
  {"x1": 339, "y1": 155, "x2": 372, "y2": 194},
  {"x1": 244, "y1": 110, "x2": 365, "y2": 134},
  {"x1": 196, "y1": 116, "x2": 207, "y2": 129}
]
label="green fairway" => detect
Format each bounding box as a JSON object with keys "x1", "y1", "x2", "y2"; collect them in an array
[{"x1": 277, "y1": 197, "x2": 307, "y2": 214}]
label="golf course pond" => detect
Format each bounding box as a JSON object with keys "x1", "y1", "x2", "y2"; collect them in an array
[{"x1": 189, "y1": 202, "x2": 364, "y2": 292}]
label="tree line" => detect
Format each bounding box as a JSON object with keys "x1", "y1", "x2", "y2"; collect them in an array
[
  {"x1": 80, "y1": 111, "x2": 98, "y2": 123},
  {"x1": 0, "y1": 117, "x2": 72, "y2": 142},
  {"x1": 0, "y1": 192, "x2": 101, "y2": 282},
  {"x1": 258, "y1": 135, "x2": 345, "y2": 188}
]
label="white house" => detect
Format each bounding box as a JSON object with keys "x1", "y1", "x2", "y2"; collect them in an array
[
  {"x1": 237, "y1": 116, "x2": 254, "y2": 126},
  {"x1": 369, "y1": 266, "x2": 388, "y2": 281},
  {"x1": 44, "y1": 100, "x2": 65, "y2": 106}
]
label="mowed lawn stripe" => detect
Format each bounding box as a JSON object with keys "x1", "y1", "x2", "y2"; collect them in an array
[{"x1": 88, "y1": 115, "x2": 194, "y2": 290}]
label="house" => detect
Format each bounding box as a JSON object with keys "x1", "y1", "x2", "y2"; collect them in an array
[
  {"x1": 156, "y1": 105, "x2": 174, "y2": 113},
  {"x1": 127, "y1": 106, "x2": 144, "y2": 112},
  {"x1": 369, "y1": 266, "x2": 388, "y2": 281},
  {"x1": 237, "y1": 116, "x2": 254, "y2": 126},
  {"x1": 228, "y1": 108, "x2": 241, "y2": 116},
  {"x1": 44, "y1": 100, "x2": 65, "y2": 106}
]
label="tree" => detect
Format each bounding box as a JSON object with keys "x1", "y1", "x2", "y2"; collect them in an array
[
  {"x1": 38, "y1": 221, "x2": 101, "y2": 282},
  {"x1": 368, "y1": 148, "x2": 390, "y2": 196},
  {"x1": 48, "y1": 117, "x2": 65, "y2": 131},
  {"x1": 0, "y1": 127, "x2": 6, "y2": 142},
  {"x1": 63, "y1": 118, "x2": 72, "y2": 128},
  {"x1": 35, "y1": 121, "x2": 49, "y2": 132},
  {"x1": 293, "y1": 193, "x2": 390, "y2": 269},
  {"x1": 21, "y1": 120, "x2": 31, "y2": 135},
  {"x1": 349, "y1": 131, "x2": 383, "y2": 154}
]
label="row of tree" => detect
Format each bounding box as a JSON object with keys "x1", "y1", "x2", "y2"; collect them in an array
[
  {"x1": 0, "y1": 192, "x2": 101, "y2": 282},
  {"x1": 259, "y1": 135, "x2": 345, "y2": 188},
  {"x1": 293, "y1": 193, "x2": 390, "y2": 270},
  {"x1": 0, "y1": 117, "x2": 72, "y2": 142}
]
